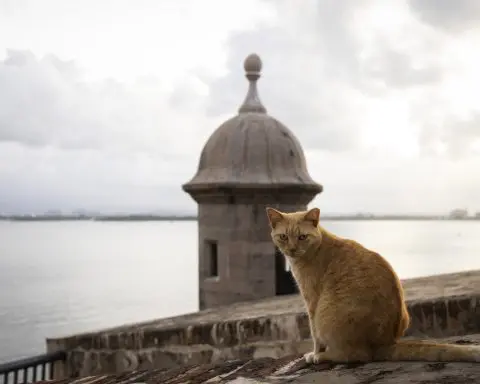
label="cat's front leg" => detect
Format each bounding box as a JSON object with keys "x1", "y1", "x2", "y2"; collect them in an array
[{"x1": 304, "y1": 309, "x2": 326, "y2": 362}]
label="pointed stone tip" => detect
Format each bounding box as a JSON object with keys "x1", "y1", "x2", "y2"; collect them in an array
[{"x1": 238, "y1": 53, "x2": 266, "y2": 114}]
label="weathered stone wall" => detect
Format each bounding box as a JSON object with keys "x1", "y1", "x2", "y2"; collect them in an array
[
  {"x1": 46, "y1": 270, "x2": 480, "y2": 379},
  {"x1": 197, "y1": 200, "x2": 306, "y2": 309},
  {"x1": 43, "y1": 334, "x2": 480, "y2": 384}
]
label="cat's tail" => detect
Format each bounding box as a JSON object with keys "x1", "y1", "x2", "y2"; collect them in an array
[{"x1": 374, "y1": 340, "x2": 480, "y2": 362}]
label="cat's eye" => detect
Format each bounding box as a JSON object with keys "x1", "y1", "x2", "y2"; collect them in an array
[
  {"x1": 298, "y1": 234, "x2": 307, "y2": 240},
  {"x1": 279, "y1": 234, "x2": 288, "y2": 241}
]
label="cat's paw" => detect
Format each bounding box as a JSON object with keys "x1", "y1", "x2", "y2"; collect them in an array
[{"x1": 304, "y1": 351, "x2": 323, "y2": 364}]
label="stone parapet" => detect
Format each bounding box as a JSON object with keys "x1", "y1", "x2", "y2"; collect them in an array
[
  {"x1": 43, "y1": 335, "x2": 480, "y2": 384},
  {"x1": 46, "y1": 270, "x2": 480, "y2": 378}
]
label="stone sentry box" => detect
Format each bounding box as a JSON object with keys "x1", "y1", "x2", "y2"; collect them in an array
[{"x1": 182, "y1": 53, "x2": 322, "y2": 310}]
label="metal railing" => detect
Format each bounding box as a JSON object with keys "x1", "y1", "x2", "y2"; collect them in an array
[{"x1": 0, "y1": 351, "x2": 66, "y2": 384}]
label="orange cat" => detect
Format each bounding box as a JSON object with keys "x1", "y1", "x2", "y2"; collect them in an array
[{"x1": 266, "y1": 207, "x2": 480, "y2": 363}]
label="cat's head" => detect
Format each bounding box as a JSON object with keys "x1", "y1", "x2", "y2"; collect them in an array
[{"x1": 265, "y1": 207, "x2": 322, "y2": 259}]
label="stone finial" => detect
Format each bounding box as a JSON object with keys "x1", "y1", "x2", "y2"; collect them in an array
[{"x1": 238, "y1": 53, "x2": 267, "y2": 114}]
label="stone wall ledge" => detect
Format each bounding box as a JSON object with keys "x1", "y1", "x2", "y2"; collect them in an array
[
  {"x1": 47, "y1": 270, "x2": 480, "y2": 351},
  {"x1": 43, "y1": 334, "x2": 480, "y2": 384},
  {"x1": 45, "y1": 270, "x2": 480, "y2": 377},
  {"x1": 59, "y1": 333, "x2": 480, "y2": 377},
  {"x1": 48, "y1": 293, "x2": 480, "y2": 377},
  {"x1": 48, "y1": 293, "x2": 480, "y2": 352}
]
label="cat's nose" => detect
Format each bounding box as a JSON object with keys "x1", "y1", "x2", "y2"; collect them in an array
[{"x1": 289, "y1": 247, "x2": 297, "y2": 253}]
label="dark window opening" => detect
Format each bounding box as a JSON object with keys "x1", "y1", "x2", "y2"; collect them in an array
[
  {"x1": 275, "y1": 247, "x2": 297, "y2": 295},
  {"x1": 206, "y1": 240, "x2": 218, "y2": 278}
]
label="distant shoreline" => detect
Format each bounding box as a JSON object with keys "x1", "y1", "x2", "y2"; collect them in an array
[{"x1": 1, "y1": 215, "x2": 479, "y2": 222}]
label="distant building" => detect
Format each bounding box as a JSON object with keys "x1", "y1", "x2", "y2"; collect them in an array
[
  {"x1": 449, "y1": 209, "x2": 468, "y2": 219},
  {"x1": 45, "y1": 209, "x2": 62, "y2": 216}
]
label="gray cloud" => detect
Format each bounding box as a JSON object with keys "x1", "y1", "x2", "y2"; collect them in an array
[
  {"x1": 361, "y1": 43, "x2": 443, "y2": 90},
  {"x1": 0, "y1": 49, "x2": 211, "y2": 214},
  {"x1": 408, "y1": 0, "x2": 480, "y2": 32},
  {"x1": 0, "y1": 49, "x2": 211, "y2": 154},
  {"x1": 0, "y1": 0, "x2": 17, "y2": 14},
  {"x1": 310, "y1": 0, "x2": 366, "y2": 82},
  {"x1": 418, "y1": 112, "x2": 480, "y2": 158}
]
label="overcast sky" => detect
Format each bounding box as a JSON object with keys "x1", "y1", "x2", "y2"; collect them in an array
[{"x1": 0, "y1": 0, "x2": 480, "y2": 215}]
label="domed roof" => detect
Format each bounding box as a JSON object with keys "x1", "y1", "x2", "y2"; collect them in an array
[{"x1": 183, "y1": 53, "x2": 322, "y2": 195}]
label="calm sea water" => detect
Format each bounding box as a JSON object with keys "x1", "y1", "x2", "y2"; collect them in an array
[{"x1": 1, "y1": 219, "x2": 480, "y2": 363}]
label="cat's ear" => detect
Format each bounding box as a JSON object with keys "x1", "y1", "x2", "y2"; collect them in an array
[
  {"x1": 303, "y1": 208, "x2": 320, "y2": 227},
  {"x1": 266, "y1": 207, "x2": 284, "y2": 229}
]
